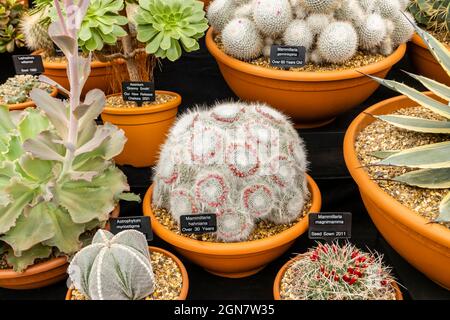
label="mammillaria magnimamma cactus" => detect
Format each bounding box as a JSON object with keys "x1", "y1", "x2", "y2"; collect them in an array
[
  {"x1": 208, "y1": 0, "x2": 414, "y2": 65},
  {"x1": 68, "y1": 230, "x2": 154, "y2": 300},
  {"x1": 408, "y1": 0, "x2": 450, "y2": 40},
  {"x1": 152, "y1": 101, "x2": 309, "y2": 242}
]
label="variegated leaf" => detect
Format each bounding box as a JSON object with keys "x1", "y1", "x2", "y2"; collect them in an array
[
  {"x1": 437, "y1": 192, "x2": 450, "y2": 222},
  {"x1": 369, "y1": 150, "x2": 399, "y2": 159},
  {"x1": 6, "y1": 244, "x2": 52, "y2": 272},
  {"x1": 375, "y1": 114, "x2": 450, "y2": 133},
  {"x1": 403, "y1": 71, "x2": 450, "y2": 102},
  {"x1": 394, "y1": 168, "x2": 450, "y2": 189}
]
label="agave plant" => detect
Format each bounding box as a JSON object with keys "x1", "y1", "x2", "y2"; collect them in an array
[
  {"x1": 0, "y1": 0, "x2": 139, "y2": 272},
  {"x1": 368, "y1": 20, "x2": 450, "y2": 223}
]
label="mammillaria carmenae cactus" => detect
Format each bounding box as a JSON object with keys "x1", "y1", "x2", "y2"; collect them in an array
[
  {"x1": 208, "y1": 0, "x2": 414, "y2": 64},
  {"x1": 280, "y1": 243, "x2": 398, "y2": 300},
  {"x1": 152, "y1": 101, "x2": 309, "y2": 242},
  {"x1": 68, "y1": 230, "x2": 154, "y2": 300}
]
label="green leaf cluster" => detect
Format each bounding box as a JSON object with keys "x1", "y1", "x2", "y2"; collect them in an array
[
  {"x1": 0, "y1": 0, "x2": 25, "y2": 53},
  {"x1": 408, "y1": 0, "x2": 450, "y2": 39}
]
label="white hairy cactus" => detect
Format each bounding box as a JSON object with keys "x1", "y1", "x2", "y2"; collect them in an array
[
  {"x1": 283, "y1": 20, "x2": 314, "y2": 51},
  {"x1": 235, "y1": 3, "x2": 254, "y2": 18},
  {"x1": 252, "y1": 0, "x2": 293, "y2": 37},
  {"x1": 207, "y1": 0, "x2": 237, "y2": 32},
  {"x1": 68, "y1": 230, "x2": 154, "y2": 300},
  {"x1": 302, "y1": 0, "x2": 342, "y2": 14},
  {"x1": 357, "y1": 14, "x2": 387, "y2": 50},
  {"x1": 397, "y1": 0, "x2": 410, "y2": 11},
  {"x1": 358, "y1": 0, "x2": 374, "y2": 12},
  {"x1": 222, "y1": 18, "x2": 263, "y2": 60},
  {"x1": 334, "y1": 0, "x2": 365, "y2": 26},
  {"x1": 153, "y1": 101, "x2": 309, "y2": 243},
  {"x1": 306, "y1": 14, "x2": 332, "y2": 36},
  {"x1": 317, "y1": 21, "x2": 358, "y2": 64},
  {"x1": 375, "y1": 0, "x2": 401, "y2": 19},
  {"x1": 20, "y1": 12, "x2": 54, "y2": 52},
  {"x1": 391, "y1": 12, "x2": 414, "y2": 47}
]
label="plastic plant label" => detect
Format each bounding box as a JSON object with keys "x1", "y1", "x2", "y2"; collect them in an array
[
  {"x1": 13, "y1": 55, "x2": 44, "y2": 75},
  {"x1": 270, "y1": 45, "x2": 306, "y2": 69},
  {"x1": 308, "y1": 212, "x2": 352, "y2": 241},
  {"x1": 180, "y1": 214, "x2": 217, "y2": 234},
  {"x1": 122, "y1": 81, "x2": 155, "y2": 107},
  {"x1": 110, "y1": 216, "x2": 153, "y2": 243}
]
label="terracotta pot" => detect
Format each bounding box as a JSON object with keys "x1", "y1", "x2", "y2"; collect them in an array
[
  {"x1": 7, "y1": 87, "x2": 58, "y2": 111},
  {"x1": 33, "y1": 50, "x2": 124, "y2": 97},
  {"x1": 101, "y1": 91, "x2": 181, "y2": 168},
  {"x1": 206, "y1": 28, "x2": 407, "y2": 128},
  {"x1": 143, "y1": 175, "x2": 322, "y2": 278},
  {"x1": 0, "y1": 206, "x2": 120, "y2": 290},
  {"x1": 343, "y1": 92, "x2": 450, "y2": 290},
  {"x1": 273, "y1": 256, "x2": 403, "y2": 300},
  {"x1": 409, "y1": 33, "x2": 450, "y2": 86},
  {"x1": 65, "y1": 246, "x2": 189, "y2": 300}
]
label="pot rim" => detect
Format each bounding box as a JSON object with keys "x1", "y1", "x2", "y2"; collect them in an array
[
  {"x1": 65, "y1": 246, "x2": 189, "y2": 300},
  {"x1": 343, "y1": 92, "x2": 450, "y2": 247},
  {"x1": 103, "y1": 91, "x2": 182, "y2": 115},
  {"x1": 206, "y1": 28, "x2": 406, "y2": 82},
  {"x1": 32, "y1": 50, "x2": 125, "y2": 69},
  {"x1": 7, "y1": 86, "x2": 58, "y2": 110},
  {"x1": 273, "y1": 255, "x2": 403, "y2": 300},
  {"x1": 411, "y1": 32, "x2": 450, "y2": 50},
  {"x1": 143, "y1": 174, "x2": 322, "y2": 255}
]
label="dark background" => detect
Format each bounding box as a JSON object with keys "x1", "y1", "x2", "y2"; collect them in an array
[{"x1": 0, "y1": 37, "x2": 449, "y2": 300}]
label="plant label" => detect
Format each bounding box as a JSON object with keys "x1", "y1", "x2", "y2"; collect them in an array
[
  {"x1": 270, "y1": 45, "x2": 306, "y2": 69},
  {"x1": 308, "y1": 212, "x2": 352, "y2": 241},
  {"x1": 110, "y1": 216, "x2": 153, "y2": 243},
  {"x1": 180, "y1": 214, "x2": 217, "y2": 234},
  {"x1": 12, "y1": 55, "x2": 44, "y2": 75},
  {"x1": 122, "y1": 81, "x2": 155, "y2": 107}
]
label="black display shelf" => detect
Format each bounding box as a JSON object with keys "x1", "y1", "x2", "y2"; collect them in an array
[{"x1": 0, "y1": 38, "x2": 448, "y2": 300}]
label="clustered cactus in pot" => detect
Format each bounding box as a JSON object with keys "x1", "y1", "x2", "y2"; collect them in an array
[
  {"x1": 368, "y1": 25, "x2": 450, "y2": 223},
  {"x1": 0, "y1": 0, "x2": 25, "y2": 53},
  {"x1": 0, "y1": 74, "x2": 52, "y2": 105},
  {"x1": 0, "y1": 0, "x2": 139, "y2": 272},
  {"x1": 152, "y1": 101, "x2": 310, "y2": 242},
  {"x1": 408, "y1": 0, "x2": 450, "y2": 42},
  {"x1": 208, "y1": 0, "x2": 414, "y2": 64}
]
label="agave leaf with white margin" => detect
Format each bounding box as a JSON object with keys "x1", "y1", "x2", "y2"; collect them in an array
[
  {"x1": 29, "y1": 88, "x2": 69, "y2": 139},
  {"x1": 438, "y1": 192, "x2": 450, "y2": 222},
  {"x1": 0, "y1": 202, "x2": 55, "y2": 254},
  {"x1": 17, "y1": 108, "x2": 50, "y2": 142},
  {"x1": 0, "y1": 178, "x2": 35, "y2": 234},
  {"x1": 375, "y1": 114, "x2": 450, "y2": 134},
  {"x1": 48, "y1": 21, "x2": 77, "y2": 58},
  {"x1": 377, "y1": 141, "x2": 450, "y2": 169},
  {"x1": 403, "y1": 71, "x2": 450, "y2": 102},
  {"x1": 74, "y1": 89, "x2": 105, "y2": 130},
  {"x1": 394, "y1": 168, "x2": 450, "y2": 189},
  {"x1": 369, "y1": 150, "x2": 399, "y2": 159},
  {"x1": 23, "y1": 131, "x2": 65, "y2": 162},
  {"x1": 6, "y1": 243, "x2": 52, "y2": 272}
]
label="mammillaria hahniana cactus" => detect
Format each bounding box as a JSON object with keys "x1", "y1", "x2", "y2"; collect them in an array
[
  {"x1": 208, "y1": 0, "x2": 414, "y2": 64},
  {"x1": 152, "y1": 101, "x2": 309, "y2": 242},
  {"x1": 68, "y1": 230, "x2": 154, "y2": 300}
]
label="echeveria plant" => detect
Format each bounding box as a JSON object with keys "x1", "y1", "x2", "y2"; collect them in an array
[
  {"x1": 0, "y1": 0, "x2": 25, "y2": 53},
  {"x1": 0, "y1": 0, "x2": 138, "y2": 272}
]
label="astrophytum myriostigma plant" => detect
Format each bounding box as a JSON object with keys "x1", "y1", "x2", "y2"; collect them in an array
[
  {"x1": 0, "y1": 0, "x2": 138, "y2": 272},
  {"x1": 368, "y1": 23, "x2": 450, "y2": 223}
]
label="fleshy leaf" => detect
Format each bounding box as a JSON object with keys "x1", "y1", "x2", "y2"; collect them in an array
[
  {"x1": 6, "y1": 244, "x2": 52, "y2": 272},
  {"x1": 17, "y1": 108, "x2": 50, "y2": 142},
  {"x1": 23, "y1": 131, "x2": 65, "y2": 162},
  {"x1": 369, "y1": 150, "x2": 399, "y2": 159},
  {"x1": 48, "y1": 21, "x2": 77, "y2": 57},
  {"x1": 403, "y1": 71, "x2": 450, "y2": 102},
  {"x1": 437, "y1": 192, "x2": 450, "y2": 222},
  {"x1": 394, "y1": 168, "x2": 450, "y2": 189},
  {"x1": 375, "y1": 114, "x2": 450, "y2": 133}
]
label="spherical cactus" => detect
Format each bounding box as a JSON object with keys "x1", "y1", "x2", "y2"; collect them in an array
[
  {"x1": 358, "y1": 0, "x2": 374, "y2": 12},
  {"x1": 207, "y1": 0, "x2": 237, "y2": 32},
  {"x1": 68, "y1": 230, "x2": 154, "y2": 300},
  {"x1": 153, "y1": 101, "x2": 310, "y2": 243},
  {"x1": 357, "y1": 14, "x2": 387, "y2": 50},
  {"x1": 252, "y1": 0, "x2": 293, "y2": 37},
  {"x1": 375, "y1": 0, "x2": 401, "y2": 19},
  {"x1": 391, "y1": 11, "x2": 414, "y2": 46},
  {"x1": 306, "y1": 14, "x2": 333, "y2": 36},
  {"x1": 397, "y1": 0, "x2": 410, "y2": 11},
  {"x1": 302, "y1": 0, "x2": 342, "y2": 14},
  {"x1": 283, "y1": 20, "x2": 314, "y2": 51},
  {"x1": 379, "y1": 37, "x2": 394, "y2": 56},
  {"x1": 20, "y1": 12, "x2": 54, "y2": 53},
  {"x1": 317, "y1": 22, "x2": 358, "y2": 64},
  {"x1": 222, "y1": 18, "x2": 263, "y2": 60},
  {"x1": 334, "y1": 0, "x2": 365, "y2": 26},
  {"x1": 234, "y1": 3, "x2": 254, "y2": 18}
]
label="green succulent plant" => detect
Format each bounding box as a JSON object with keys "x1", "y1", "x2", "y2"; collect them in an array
[
  {"x1": 135, "y1": 0, "x2": 209, "y2": 61},
  {"x1": 408, "y1": 0, "x2": 450, "y2": 39},
  {"x1": 0, "y1": 0, "x2": 25, "y2": 53},
  {"x1": 368, "y1": 22, "x2": 450, "y2": 223}
]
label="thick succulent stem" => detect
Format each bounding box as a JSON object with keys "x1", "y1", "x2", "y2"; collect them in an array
[{"x1": 121, "y1": 34, "x2": 141, "y2": 82}]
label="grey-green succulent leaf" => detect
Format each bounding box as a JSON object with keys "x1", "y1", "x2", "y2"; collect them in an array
[
  {"x1": 6, "y1": 244, "x2": 52, "y2": 272},
  {"x1": 394, "y1": 168, "x2": 450, "y2": 189},
  {"x1": 438, "y1": 192, "x2": 450, "y2": 222},
  {"x1": 403, "y1": 70, "x2": 450, "y2": 102},
  {"x1": 22, "y1": 131, "x2": 65, "y2": 162},
  {"x1": 369, "y1": 150, "x2": 400, "y2": 159},
  {"x1": 375, "y1": 114, "x2": 450, "y2": 133}
]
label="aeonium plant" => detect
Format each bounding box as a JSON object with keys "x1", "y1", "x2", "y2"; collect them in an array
[{"x1": 0, "y1": 0, "x2": 139, "y2": 272}]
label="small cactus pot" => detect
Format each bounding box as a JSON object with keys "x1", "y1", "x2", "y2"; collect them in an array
[
  {"x1": 143, "y1": 175, "x2": 322, "y2": 279},
  {"x1": 273, "y1": 255, "x2": 404, "y2": 300},
  {"x1": 7, "y1": 86, "x2": 58, "y2": 111},
  {"x1": 343, "y1": 92, "x2": 450, "y2": 290},
  {"x1": 0, "y1": 206, "x2": 120, "y2": 290},
  {"x1": 101, "y1": 91, "x2": 181, "y2": 168},
  {"x1": 409, "y1": 33, "x2": 450, "y2": 86},
  {"x1": 206, "y1": 28, "x2": 406, "y2": 128},
  {"x1": 64, "y1": 246, "x2": 189, "y2": 300}
]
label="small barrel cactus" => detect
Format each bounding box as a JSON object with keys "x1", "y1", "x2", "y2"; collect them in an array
[
  {"x1": 280, "y1": 242, "x2": 398, "y2": 300},
  {"x1": 0, "y1": 75, "x2": 52, "y2": 105},
  {"x1": 68, "y1": 230, "x2": 154, "y2": 300},
  {"x1": 306, "y1": 13, "x2": 333, "y2": 36},
  {"x1": 283, "y1": 20, "x2": 314, "y2": 51},
  {"x1": 252, "y1": 0, "x2": 293, "y2": 37},
  {"x1": 375, "y1": 0, "x2": 401, "y2": 19},
  {"x1": 222, "y1": 18, "x2": 263, "y2": 60},
  {"x1": 357, "y1": 14, "x2": 387, "y2": 50},
  {"x1": 153, "y1": 101, "x2": 310, "y2": 242},
  {"x1": 317, "y1": 21, "x2": 358, "y2": 64},
  {"x1": 207, "y1": 0, "x2": 237, "y2": 32},
  {"x1": 301, "y1": 0, "x2": 341, "y2": 14}
]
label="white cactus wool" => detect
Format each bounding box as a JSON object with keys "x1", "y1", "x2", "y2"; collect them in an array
[
  {"x1": 208, "y1": 0, "x2": 414, "y2": 65},
  {"x1": 153, "y1": 102, "x2": 310, "y2": 243}
]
